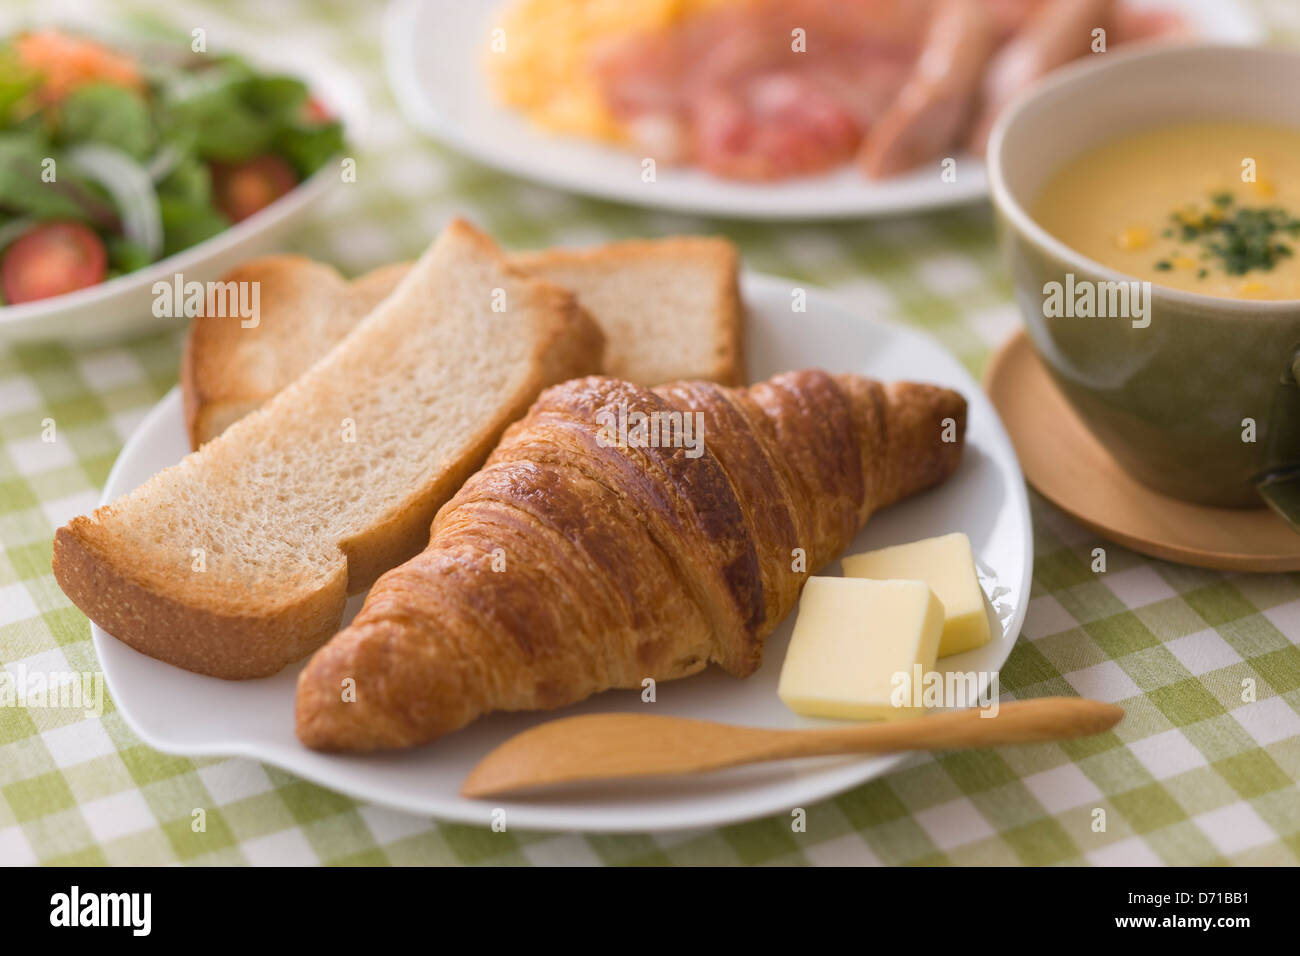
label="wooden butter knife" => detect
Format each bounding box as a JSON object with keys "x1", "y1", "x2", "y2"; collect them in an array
[{"x1": 461, "y1": 697, "x2": 1123, "y2": 798}]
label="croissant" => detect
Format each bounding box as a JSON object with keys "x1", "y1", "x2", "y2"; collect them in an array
[{"x1": 296, "y1": 370, "x2": 966, "y2": 751}]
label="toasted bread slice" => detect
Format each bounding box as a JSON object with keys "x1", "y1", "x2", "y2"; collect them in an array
[
  {"x1": 182, "y1": 258, "x2": 410, "y2": 449},
  {"x1": 511, "y1": 237, "x2": 743, "y2": 388},
  {"x1": 183, "y1": 237, "x2": 743, "y2": 447},
  {"x1": 53, "y1": 220, "x2": 604, "y2": 679}
]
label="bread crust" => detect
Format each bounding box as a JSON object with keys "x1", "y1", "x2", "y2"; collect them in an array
[
  {"x1": 55, "y1": 219, "x2": 604, "y2": 679},
  {"x1": 54, "y1": 518, "x2": 346, "y2": 679}
]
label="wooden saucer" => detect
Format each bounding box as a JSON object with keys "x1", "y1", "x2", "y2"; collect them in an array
[{"x1": 984, "y1": 331, "x2": 1300, "y2": 572}]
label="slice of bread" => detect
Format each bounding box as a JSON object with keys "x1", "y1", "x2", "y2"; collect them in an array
[
  {"x1": 53, "y1": 219, "x2": 604, "y2": 679},
  {"x1": 183, "y1": 237, "x2": 743, "y2": 448},
  {"x1": 511, "y1": 237, "x2": 743, "y2": 388},
  {"x1": 182, "y1": 257, "x2": 410, "y2": 449}
]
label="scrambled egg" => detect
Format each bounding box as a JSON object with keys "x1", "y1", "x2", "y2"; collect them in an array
[{"x1": 487, "y1": 0, "x2": 745, "y2": 140}]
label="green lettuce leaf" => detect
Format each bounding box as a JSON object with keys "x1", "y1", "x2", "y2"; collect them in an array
[{"x1": 58, "y1": 83, "x2": 154, "y2": 159}]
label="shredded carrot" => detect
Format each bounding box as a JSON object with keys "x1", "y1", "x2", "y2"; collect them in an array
[{"x1": 14, "y1": 30, "x2": 144, "y2": 104}]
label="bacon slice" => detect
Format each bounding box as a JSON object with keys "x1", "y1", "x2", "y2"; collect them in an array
[{"x1": 592, "y1": 0, "x2": 929, "y2": 180}]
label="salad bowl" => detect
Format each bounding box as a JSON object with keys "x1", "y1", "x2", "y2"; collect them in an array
[{"x1": 0, "y1": 23, "x2": 365, "y2": 344}]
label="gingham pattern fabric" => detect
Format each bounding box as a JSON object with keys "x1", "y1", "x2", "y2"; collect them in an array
[{"x1": 2, "y1": 0, "x2": 1298, "y2": 867}]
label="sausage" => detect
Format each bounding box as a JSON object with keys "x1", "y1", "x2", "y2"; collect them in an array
[
  {"x1": 859, "y1": 0, "x2": 999, "y2": 178},
  {"x1": 966, "y1": 0, "x2": 1115, "y2": 154}
]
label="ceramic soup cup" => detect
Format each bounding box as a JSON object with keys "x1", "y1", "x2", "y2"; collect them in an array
[{"x1": 987, "y1": 43, "x2": 1300, "y2": 529}]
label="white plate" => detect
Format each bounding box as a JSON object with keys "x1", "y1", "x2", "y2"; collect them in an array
[
  {"x1": 382, "y1": 0, "x2": 1262, "y2": 222},
  {"x1": 91, "y1": 275, "x2": 1032, "y2": 832},
  {"x1": 0, "y1": 13, "x2": 367, "y2": 345}
]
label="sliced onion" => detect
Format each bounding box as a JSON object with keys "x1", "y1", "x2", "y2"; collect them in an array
[
  {"x1": 66, "y1": 144, "x2": 163, "y2": 261},
  {"x1": 146, "y1": 144, "x2": 182, "y2": 183}
]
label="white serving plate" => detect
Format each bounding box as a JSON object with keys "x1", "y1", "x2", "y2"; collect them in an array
[
  {"x1": 382, "y1": 0, "x2": 1261, "y2": 222},
  {"x1": 89, "y1": 275, "x2": 1033, "y2": 832},
  {"x1": 0, "y1": 13, "x2": 367, "y2": 345}
]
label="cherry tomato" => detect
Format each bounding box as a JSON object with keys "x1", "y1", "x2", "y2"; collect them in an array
[
  {"x1": 302, "y1": 96, "x2": 332, "y2": 123},
  {"x1": 211, "y1": 155, "x2": 298, "y2": 223},
  {"x1": 1, "y1": 221, "x2": 108, "y2": 305}
]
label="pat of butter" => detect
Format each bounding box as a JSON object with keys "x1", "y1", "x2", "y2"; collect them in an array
[
  {"x1": 842, "y1": 532, "x2": 990, "y2": 658},
  {"x1": 777, "y1": 577, "x2": 944, "y2": 721}
]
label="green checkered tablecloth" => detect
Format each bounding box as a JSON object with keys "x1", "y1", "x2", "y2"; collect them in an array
[{"x1": 3, "y1": 0, "x2": 1300, "y2": 867}]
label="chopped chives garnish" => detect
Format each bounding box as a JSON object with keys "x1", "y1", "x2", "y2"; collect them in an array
[{"x1": 1155, "y1": 193, "x2": 1299, "y2": 276}]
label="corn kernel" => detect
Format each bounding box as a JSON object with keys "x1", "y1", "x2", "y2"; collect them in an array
[
  {"x1": 1238, "y1": 281, "x2": 1272, "y2": 298},
  {"x1": 1115, "y1": 226, "x2": 1151, "y2": 250},
  {"x1": 1171, "y1": 256, "x2": 1198, "y2": 269},
  {"x1": 1251, "y1": 179, "x2": 1277, "y2": 198}
]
